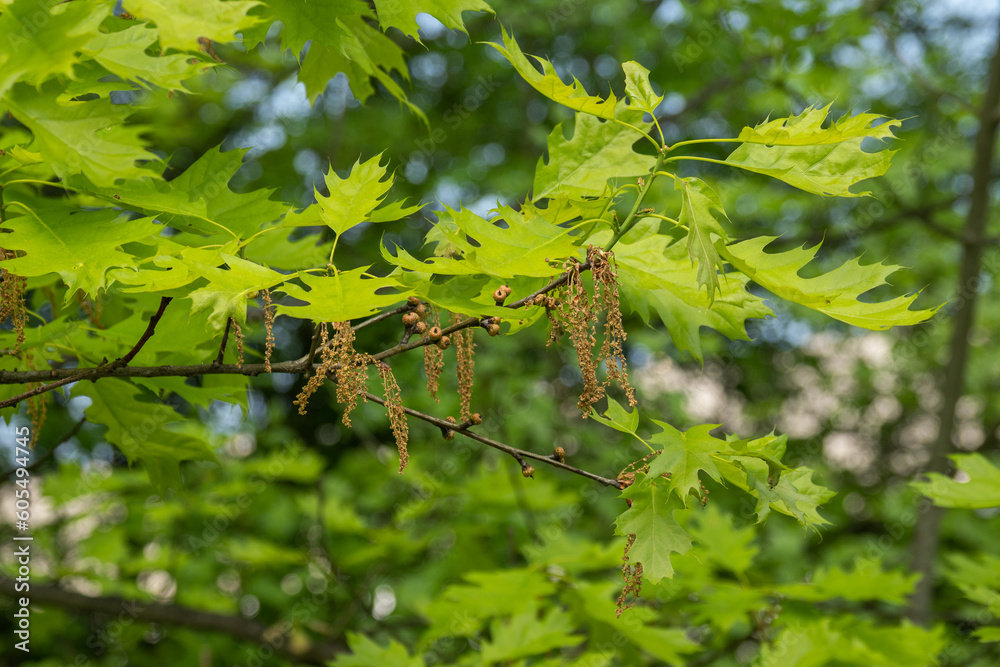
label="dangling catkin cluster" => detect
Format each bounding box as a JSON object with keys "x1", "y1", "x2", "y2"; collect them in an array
[
  {"x1": 616, "y1": 534, "x2": 643, "y2": 617},
  {"x1": 450, "y1": 311, "x2": 476, "y2": 421},
  {"x1": 590, "y1": 246, "x2": 636, "y2": 406},
  {"x1": 262, "y1": 289, "x2": 275, "y2": 373},
  {"x1": 558, "y1": 259, "x2": 601, "y2": 415},
  {"x1": 550, "y1": 247, "x2": 635, "y2": 416},
  {"x1": 233, "y1": 321, "x2": 245, "y2": 367},
  {"x1": 0, "y1": 249, "x2": 27, "y2": 353},
  {"x1": 424, "y1": 307, "x2": 444, "y2": 402},
  {"x1": 378, "y1": 361, "x2": 409, "y2": 473},
  {"x1": 24, "y1": 353, "x2": 46, "y2": 447},
  {"x1": 330, "y1": 321, "x2": 370, "y2": 427},
  {"x1": 293, "y1": 323, "x2": 332, "y2": 415}
]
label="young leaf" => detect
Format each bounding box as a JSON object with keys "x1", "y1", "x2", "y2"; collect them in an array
[
  {"x1": 675, "y1": 176, "x2": 729, "y2": 303},
  {"x1": 724, "y1": 106, "x2": 900, "y2": 197},
  {"x1": 646, "y1": 422, "x2": 732, "y2": 506},
  {"x1": 330, "y1": 633, "x2": 423, "y2": 667},
  {"x1": 374, "y1": 0, "x2": 493, "y2": 43},
  {"x1": 0, "y1": 199, "x2": 158, "y2": 298},
  {"x1": 488, "y1": 28, "x2": 618, "y2": 120},
  {"x1": 275, "y1": 268, "x2": 412, "y2": 322},
  {"x1": 3, "y1": 82, "x2": 158, "y2": 186},
  {"x1": 591, "y1": 225, "x2": 771, "y2": 360},
  {"x1": 721, "y1": 236, "x2": 938, "y2": 329},
  {"x1": 0, "y1": 0, "x2": 107, "y2": 98},
  {"x1": 185, "y1": 254, "x2": 287, "y2": 329},
  {"x1": 85, "y1": 145, "x2": 288, "y2": 239},
  {"x1": 776, "y1": 562, "x2": 920, "y2": 605},
  {"x1": 737, "y1": 103, "x2": 902, "y2": 146},
  {"x1": 245, "y1": 0, "x2": 421, "y2": 117},
  {"x1": 480, "y1": 607, "x2": 584, "y2": 663},
  {"x1": 311, "y1": 154, "x2": 403, "y2": 240},
  {"x1": 614, "y1": 474, "x2": 694, "y2": 581},
  {"x1": 125, "y1": 0, "x2": 263, "y2": 51},
  {"x1": 622, "y1": 61, "x2": 663, "y2": 116},
  {"x1": 81, "y1": 24, "x2": 207, "y2": 91},
  {"x1": 383, "y1": 205, "x2": 581, "y2": 279},
  {"x1": 589, "y1": 397, "x2": 642, "y2": 439},
  {"x1": 533, "y1": 101, "x2": 655, "y2": 201},
  {"x1": 911, "y1": 453, "x2": 1000, "y2": 509}
]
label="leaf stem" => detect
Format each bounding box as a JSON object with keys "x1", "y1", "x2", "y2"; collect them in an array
[
  {"x1": 604, "y1": 149, "x2": 668, "y2": 252},
  {"x1": 668, "y1": 137, "x2": 743, "y2": 151}
]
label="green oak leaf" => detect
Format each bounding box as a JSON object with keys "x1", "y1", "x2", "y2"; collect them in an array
[
  {"x1": 244, "y1": 0, "x2": 422, "y2": 118},
  {"x1": 123, "y1": 0, "x2": 263, "y2": 51},
  {"x1": 81, "y1": 24, "x2": 208, "y2": 91},
  {"x1": 3, "y1": 82, "x2": 158, "y2": 186},
  {"x1": 721, "y1": 236, "x2": 939, "y2": 329},
  {"x1": 647, "y1": 422, "x2": 734, "y2": 506},
  {"x1": 330, "y1": 633, "x2": 423, "y2": 667},
  {"x1": 303, "y1": 154, "x2": 423, "y2": 246},
  {"x1": 384, "y1": 204, "x2": 582, "y2": 279},
  {"x1": 481, "y1": 607, "x2": 584, "y2": 663},
  {"x1": 676, "y1": 176, "x2": 729, "y2": 303},
  {"x1": 533, "y1": 100, "x2": 655, "y2": 201},
  {"x1": 737, "y1": 103, "x2": 902, "y2": 146},
  {"x1": 375, "y1": 0, "x2": 493, "y2": 43},
  {"x1": 591, "y1": 224, "x2": 771, "y2": 360},
  {"x1": 185, "y1": 254, "x2": 287, "y2": 329},
  {"x1": 275, "y1": 268, "x2": 412, "y2": 322},
  {"x1": 911, "y1": 453, "x2": 1000, "y2": 509},
  {"x1": 487, "y1": 28, "x2": 618, "y2": 120},
  {"x1": 590, "y1": 397, "x2": 642, "y2": 439},
  {"x1": 0, "y1": 198, "x2": 159, "y2": 298},
  {"x1": 776, "y1": 562, "x2": 920, "y2": 605},
  {"x1": 84, "y1": 145, "x2": 287, "y2": 239},
  {"x1": 724, "y1": 105, "x2": 900, "y2": 196},
  {"x1": 0, "y1": 0, "x2": 107, "y2": 98},
  {"x1": 622, "y1": 61, "x2": 663, "y2": 116},
  {"x1": 614, "y1": 474, "x2": 693, "y2": 581},
  {"x1": 74, "y1": 378, "x2": 218, "y2": 491}
]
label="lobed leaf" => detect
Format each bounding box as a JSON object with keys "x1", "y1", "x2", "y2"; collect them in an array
[{"x1": 721, "y1": 236, "x2": 939, "y2": 330}]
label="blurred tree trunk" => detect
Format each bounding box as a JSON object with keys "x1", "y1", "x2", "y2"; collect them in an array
[{"x1": 908, "y1": 13, "x2": 1000, "y2": 626}]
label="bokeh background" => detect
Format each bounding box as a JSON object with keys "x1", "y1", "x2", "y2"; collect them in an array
[{"x1": 1, "y1": 0, "x2": 999, "y2": 665}]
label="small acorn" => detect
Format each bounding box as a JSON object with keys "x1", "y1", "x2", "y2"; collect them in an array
[
  {"x1": 487, "y1": 323, "x2": 500, "y2": 336},
  {"x1": 554, "y1": 446, "x2": 566, "y2": 462},
  {"x1": 407, "y1": 296, "x2": 420, "y2": 306},
  {"x1": 436, "y1": 335, "x2": 451, "y2": 350},
  {"x1": 470, "y1": 413, "x2": 482, "y2": 425},
  {"x1": 428, "y1": 326, "x2": 443, "y2": 341},
  {"x1": 414, "y1": 321, "x2": 427, "y2": 334},
  {"x1": 402, "y1": 312, "x2": 420, "y2": 327},
  {"x1": 521, "y1": 466, "x2": 535, "y2": 478},
  {"x1": 415, "y1": 303, "x2": 427, "y2": 316},
  {"x1": 493, "y1": 287, "x2": 506, "y2": 305}
]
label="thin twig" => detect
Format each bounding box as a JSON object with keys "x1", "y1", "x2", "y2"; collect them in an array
[
  {"x1": 117, "y1": 296, "x2": 172, "y2": 366},
  {"x1": 213, "y1": 317, "x2": 233, "y2": 366},
  {"x1": 362, "y1": 392, "x2": 621, "y2": 488}
]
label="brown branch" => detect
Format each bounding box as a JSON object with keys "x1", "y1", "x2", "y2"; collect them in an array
[
  {"x1": 0, "y1": 575, "x2": 339, "y2": 665},
  {"x1": 213, "y1": 317, "x2": 233, "y2": 366},
  {"x1": 118, "y1": 296, "x2": 172, "y2": 366},
  {"x1": 0, "y1": 298, "x2": 173, "y2": 410},
  {"x1": 0, "y1": 262, "x2": 594, "y2": 398},
  {"x1": 908, "y1": 9, "x2": 1000, "y2": 626},
  {"x1": 362, "y1": 391, "x2": 621, "y2": 488}
]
